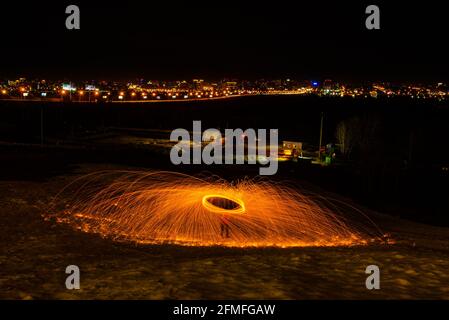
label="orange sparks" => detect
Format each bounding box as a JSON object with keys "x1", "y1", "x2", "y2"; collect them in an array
[
  {"x1": 48, "y1": 171, "x2": 385, "y2": 248},
  {"x1": 202, "y1": 194, "x2": 246, "y2": 215}
]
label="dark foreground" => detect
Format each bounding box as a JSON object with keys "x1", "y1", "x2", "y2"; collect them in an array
[{"x1": 1, "y1": 165, "x2": 449, "y2": 300}]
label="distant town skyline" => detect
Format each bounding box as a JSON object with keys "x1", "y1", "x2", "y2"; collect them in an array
[{"x1": 2, "y1": 76, "x2": 446, "y2": 102}]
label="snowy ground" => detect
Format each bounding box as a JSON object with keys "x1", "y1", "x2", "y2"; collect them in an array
[{"x1": 1, "y1": 166, "x2": 449, "y2": 300}]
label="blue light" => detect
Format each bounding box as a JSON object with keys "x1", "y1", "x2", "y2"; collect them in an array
[{"x1": 312, "y1": 81, "x2": 319, "y2": 87}]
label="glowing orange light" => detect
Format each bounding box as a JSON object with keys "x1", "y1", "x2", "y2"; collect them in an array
[
  {"x1": 202, "y1": 194, "x2": 246, "y2": 215},
  {"x1": 49, "y1": 171, "x2": 385, "y2": 248}
]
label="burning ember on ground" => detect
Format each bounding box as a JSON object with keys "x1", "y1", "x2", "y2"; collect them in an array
[{"x1": 47, "y1": 171, "x2": 386, "y2": 248}]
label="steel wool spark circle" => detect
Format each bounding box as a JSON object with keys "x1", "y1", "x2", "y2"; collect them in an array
[{"x1": 49, "y1": 171, "x2": 383, "y2": 247}]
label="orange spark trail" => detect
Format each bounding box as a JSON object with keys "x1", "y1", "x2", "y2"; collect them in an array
[{"x1": 48, "y1": 171, "x2": 384, "y2": 248}]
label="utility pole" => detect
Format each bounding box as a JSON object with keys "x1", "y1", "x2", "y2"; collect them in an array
[
  {"x1": 40, "y1": 106, "x2": 44, "y2": 146},
  {"x1": 69, "y1": 82, "x2": 72, "y2": 101},
  {"x1": 318, "y1": 112, "x2": 324, "y2": 161}
]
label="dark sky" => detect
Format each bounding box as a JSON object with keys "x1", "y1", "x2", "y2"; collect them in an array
[{"x1": 0, "y1": 1, "x2": 448, "y2": 82}]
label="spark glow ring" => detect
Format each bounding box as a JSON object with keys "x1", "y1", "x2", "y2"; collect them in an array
[{"x1": 201, "y1": 194, "x2": 246, "y2": 215}]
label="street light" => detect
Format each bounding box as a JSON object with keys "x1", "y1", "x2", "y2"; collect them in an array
[{"x1": 78, "y1": 90, "x2": 84, "y2": 102}]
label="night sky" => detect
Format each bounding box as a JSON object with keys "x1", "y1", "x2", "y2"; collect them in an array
[{"x1": 0, "y1": 1, "x2": 448, "y2": 82}]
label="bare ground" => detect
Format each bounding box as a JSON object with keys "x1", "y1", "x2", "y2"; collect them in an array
[{"x1": 1, "y1": 165, "x2": 449, "y2": 300}]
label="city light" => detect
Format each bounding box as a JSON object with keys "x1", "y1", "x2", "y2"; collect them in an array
[{"x1": 0, "y1": 78, "x2": 445, "y2": 102}]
